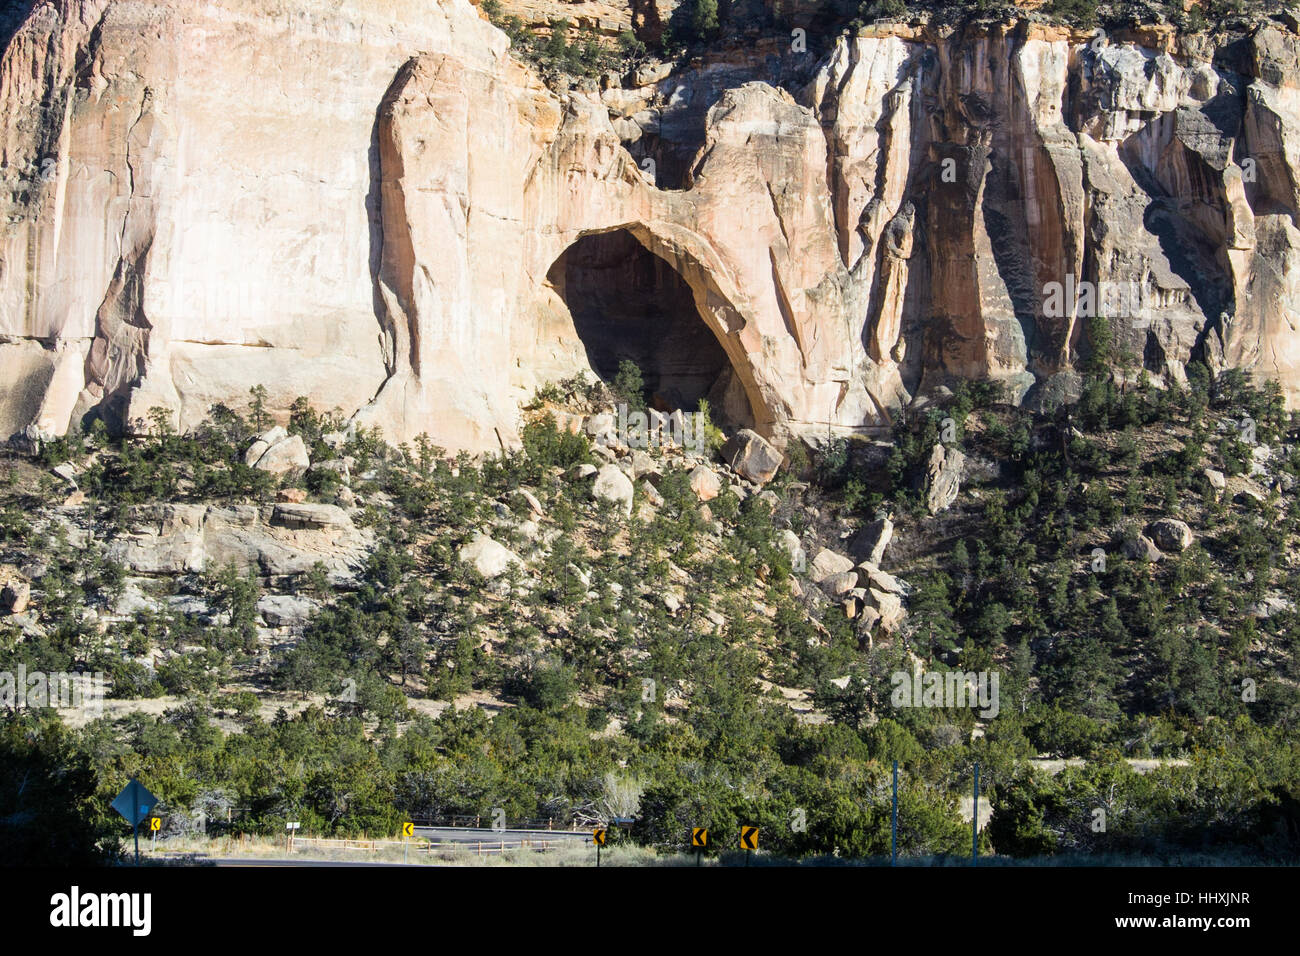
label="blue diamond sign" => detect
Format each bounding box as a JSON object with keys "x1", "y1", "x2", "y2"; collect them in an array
[{"x1": 111, "y1": 779, "x2": 158, "y2": 827}]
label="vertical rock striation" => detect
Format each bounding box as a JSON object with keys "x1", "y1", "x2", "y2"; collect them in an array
[{"x1": 3, "y1": 3, "x2": 1300, "y2": 452}]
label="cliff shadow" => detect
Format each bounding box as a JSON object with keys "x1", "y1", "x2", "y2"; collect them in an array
[
  {"x1": 0, "y1": 1, "x2": 37, "y2": 55},
  {"x1": 1118, "y1": 147, "x2": 1234, "y2": 333},
  {"x1": 981, "y1": 151, "x2": 1043, "y2": 364},
  {"x1": 366, "y1": 97, "x2": 387, "y2": 373},
  {"x1": 546, "y1": 228, "x2": 748, "y2": 424}
]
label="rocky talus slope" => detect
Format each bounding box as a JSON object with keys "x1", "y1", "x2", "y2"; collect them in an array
[{"x1": 2, "y1": 1, "x2": 1300, "y2": 455}]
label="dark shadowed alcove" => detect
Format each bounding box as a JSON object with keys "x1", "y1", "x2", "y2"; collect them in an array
[{"x1": 547, "y1": 229, "x2": 734, "y2": 414}]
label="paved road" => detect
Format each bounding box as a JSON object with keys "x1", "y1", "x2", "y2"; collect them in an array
[{"x1": 210, "y1": 858, "x2": 434, "y2": 867}]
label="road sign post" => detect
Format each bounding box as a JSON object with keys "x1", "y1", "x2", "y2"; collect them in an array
[
  {"x1": 593, "y1": 828, "x2": 607, "y2": 867},
  {"x1": 402, "y1": 821, "x2": 414, "y2": 865},
  {"x1": 972, "y1": 762, "x2": 980, "y2": 867},
  {"x1": 691, "y1": 827, "x2": 707, "y2": 866},
  {"x1": 111, "y1": 779, "x2": 158, "y2": 867},
  {"x1": 891, "y1": 760, "x2": 898, "y2": 867},
  {"x1": 739, "y1": 825, "x2": 758, "y2": 865}
]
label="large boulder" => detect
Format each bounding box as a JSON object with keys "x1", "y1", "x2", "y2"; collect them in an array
[
  {"x1": 585, "y1": 412, "x2": 619, "y2": 447},
  {"x1": 1148, "y1": 518, "x2": 1193, "y2": 552},
  {"x1": 820, "y1": 571, "x2": 859, "y2": 597},
  {"x1": 269, "y1": 503, "x2": 354, "y2": 531},
  {"x1": 1123, "y1": 534, "x2": 1164, "y2": 563},
  {"x1": 810, "y1": 548, "x2": 855, "y2": 583},
  {"x1": 251, "y1": 434, "x2": 311, "y2": 478},
  {"x1": 722, "y1": 429, "x2": 783, "y2": 485},
  {"x1": 856, "y1": 563, "x2": 907, "y2": 596},
  {"x1": 845, "y1": 594, "x2": 882, "y2": 630},
  {"x1": 924, "y1": 444, "x2": 965, "y2": 514},
  {"x1": 51, "y1": 462, "x2": 79, "y2": 489},
  {"x1": 1, "y1": 578, "x2": 30, "y2": 615},
  {"x1": 244, "y1": 426, "x2": 287, "y2": 465},
  {"x1": 688, "y1": 465, "x2": 722, "y2": 502},
  {"x1": 776, "y1": 529, "x2": 806, "y2": 571},
  {"x1": 866, "y1": 587, "x2": 906, "y2": 631},
  {"x1": 640, "y1": 481, "x2": 665, "y2": 508},
  {"x1": 849, "y1": 514, "x2": 893, "y2": 565},
  {"x1": 592, "y1": 465, "x2": 635, "y2": 516},
  {"x1": 515, "y1": 488, "x2": 545, "y2": 517},
  {"x1": 630, "y1": 450, "x2": 660, "y2": 481},
  {"x1": 458, "y1": 533, "x2": 523, "y2": 579}
]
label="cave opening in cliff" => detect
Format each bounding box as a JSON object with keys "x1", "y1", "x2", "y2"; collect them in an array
[{"x1": 548, "y1": 229, "x2": 747, "y2": 424}]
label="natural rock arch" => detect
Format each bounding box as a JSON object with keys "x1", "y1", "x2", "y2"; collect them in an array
[{"x1": 545, "y1": 223, "x2": 773, "y2": 432}]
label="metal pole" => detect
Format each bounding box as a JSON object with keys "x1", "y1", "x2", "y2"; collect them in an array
[
  {"x1": 891, "y1": 760, "x2": 898, "y2": 866},
  {"x1": 132, "y1": 786, "x2": 140, "y2": 866},
  {"x1": 972, "y1": 762, "x2": 979, "y2": 866}
]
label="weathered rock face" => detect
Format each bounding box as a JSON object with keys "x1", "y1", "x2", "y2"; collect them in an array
[
  {"x1": 258, "y1": 593, "x2": 320, "y2": 628},
  {"x1": 106, "y1": 502, "x2": 374, "y2": 577},
  {"x1": 4, "y1": 4, "x2": 1300, "y2": 453},
  {"x1": 493, "y1": 0, "x2": 633, "y2": 39},
  {"x1": 923, "y1": 443, "x2": 965, "y2": 514}
]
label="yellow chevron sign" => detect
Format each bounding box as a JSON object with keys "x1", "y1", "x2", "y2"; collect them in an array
[
  {"x1": 740, "y1": 826, "x2": 759, "y2": 850},
  {"x1": 401, "y1": 822, "x2": 415, "y2": 838},
  {"x1": 692, "y1": 828, "x2": 708, "y2": 847},
  {"x1": 593, "y1": 828, "x2": 607, "y2": 846}
]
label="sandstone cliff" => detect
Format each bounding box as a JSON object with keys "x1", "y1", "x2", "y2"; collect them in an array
[{"x1": 3, "y1": 1, "x2": 1300, "y2": 452}]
